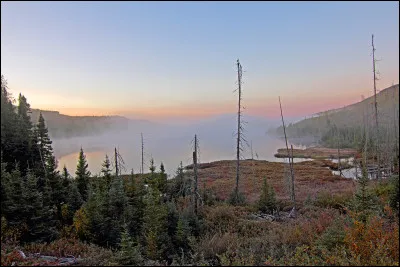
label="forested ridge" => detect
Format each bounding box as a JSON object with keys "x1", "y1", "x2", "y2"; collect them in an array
[
  {"x1": 1, "y1": 74, "x2": 399, "y2": 266},
  {"x1": 29, "y1": 109, "x2": 132, "y2": 139},
  {"x1": 275, "y1": 84, "x2": 399, "y2": 150}
]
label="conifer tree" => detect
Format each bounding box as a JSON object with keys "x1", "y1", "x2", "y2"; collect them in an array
[
  {"x1": 143, "y1": 186, "x2": 169, "y2": 260},
  {"x1": 16, "y1": 93, "x2": 33, "y2": 175},
  {"x1": 46, "y1": 155, "x2": 62, "y2": 208},
  {"x1": 33, "y1": 113, "x2": 54, "y2": 189},
  {"x1": 101, "y1": 154, "x2": 112, "y2": 188},
  {"x1": 67, "y1": 180, "x2": 83, "y2": 218},
  {"x1": 1, "y1": 75, "x2": 20, "y2": 172},
  {"x1": 23, "y1": 170, "x2": 58, "y2": 242},
  {"x1": 75, "y1": 148, "x2": 91, "y2": 201},
  {"x1": 159, "y1": 162, "x2": 167, "y2": 195},
  {"x1": 116, "y1": 224, "x2": 143, "y2": 265},
  {"x1": 4, "y1": 167, "x2": 24, "y2": 227},
  {"x1": 36, "y1": 112, "x2": 54, "y2": 162},
  {"x1": 125, "y1": 171, "x2": 144, "y2": 238},
  {"x1": 258, "y1": 177, "x2": 277, "y2": 214},
  {"x1": 62, "y1": 165, "x2": 71, "y2": 193}
]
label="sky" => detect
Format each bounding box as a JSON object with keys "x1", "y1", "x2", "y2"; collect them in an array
[{"x1": 1, "y1": 1, "x2": 399, "y2": 122}]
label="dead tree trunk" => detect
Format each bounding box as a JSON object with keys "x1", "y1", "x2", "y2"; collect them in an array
[
  {"x1": 279, "y1": 96, "x2": 295, "y2": 200},
  {"x1": 235, "y1": 59, "x2": 243, "y2": 199},
  {"x1": 290, "y1": 145, "x2": 296, "y2": 217},
  {"x1": 337, "y1": 128, "x2": 343, "y2": 177},
  {"x1": 115, "y1": 147, "x2": 118, "y2": 177},
  {"x1": 193, "y1": 134, "x2": 198, "y2": 215},
  {"x1": 141, "y1": 133, "x2": 144, "y2": 175},
  {"x1": 372, "y1": 34, "x2": 381, "y2": 179}
]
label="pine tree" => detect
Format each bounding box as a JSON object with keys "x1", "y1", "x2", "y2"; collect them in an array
[
  {"x1": 125, "y1": 171, "x2": 144, "y2": 238},
  {"x1": 1, "y1": 75, "x2": 21, "y2": 172},
  {"x1": 46, "y1": 155, "x2": 64, "y2": 222},
  {"x1": 4, "y1": 167, "x2": 25, "y2": 227},
  {"x1": 143, "y1": 186, "x2": 169, "y2": 260},
  {"x1": 62, "y1": 165, "x2": 71, "y2": 193},
  {"x1": 36, "y1": 112, "x2": 54, "y2": 162},
  {"x1": 75, "y1": 148, "x2": 91, "y2": 201},
  {"x1": 159, "y1": 162, "x2": 167, "y2": 195},
  {"x1": 16, "y1": 93, "x2": 33, "y2": 175},
  {"x1": 175, "y1": 216, "x2": 191, "y2": 252},
  {"x1": 101, "y1": 154, "x2": 112, "y2": 188},
  {"x1": 116, "y1": 224, "x2": 143, "y2": 265},
  {"x1": 33, "y1": 113, "x2": 54, "y2": 189},
  {"x1": 258, "y1": 177, "x2": 277, "y2": 214},
  {"x1": 67, "y1": 180, "x2": 83, "y2": 219},
  {"x1": 23, "y1": 170, "x2": 58, "y2": 242},
  {"x1": 149, "y1": 158, "x2": 156, "y2": 177}
]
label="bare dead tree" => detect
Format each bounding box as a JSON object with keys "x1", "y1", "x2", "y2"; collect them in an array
[
  {"x1": 250, "y1": 140, "x2": 254, "y2": 160},
  {"x1": 290, "y1": 145, "x2": 296, "y2": 216},
  {"x1": 113, "y1": 147, "x2": 126, "y2": 177},
  {"x1": 193, "y1": 134, "x2": 199, "y2": 215},
  {"x1": 372, "y1": 34, "x2": 381, "y2": 179},
  {"x1": 337, "y1": 127, "x2": 343, "y2": 177},
  {"x1": 279, "y1": 96, "x2": 295, "y2": 200},
  {"x1": 234, "y1": 59, "x2": 244, "y2": 200},
  {"x1": 141, "y1": 133, "x2": 144, "y2": 175},
  {"x1": 115, "y1": 147, "x2": 118, "y2": 177},
  {"x1": 250, "y1": 140, "x2": 256, "y2": 192}
]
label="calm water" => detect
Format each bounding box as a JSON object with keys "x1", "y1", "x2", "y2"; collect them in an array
[{"x1": 55, "y1": 133, "x2": 307, "y2": 177}]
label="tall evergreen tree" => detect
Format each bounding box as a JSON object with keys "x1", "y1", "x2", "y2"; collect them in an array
[
  {"x1": 125, "y1": 171, "x2": 145, "y2": 238},
  {"x1": 159, "y1": 162, "x2": 167, "y2": 195},
  {"x1": 32, "y1": 113, "x2": 54, "y2": 189},
  {"x1": 62, "y1": 165, "x2": 71, "y2": 193},
  {"x1": 46, "y1": 155, "x2": 63, "y2": 220},
  {"x1": 143, "y1": 186, "x2": 169, "y2": 260},
  {"x1": 1, "y1": 75, "x2": 20, "y2": 172},
  {"x1": 16, "y1": 93, "x2": 33, "y2": 175},
  {"x1": 75, "y1": 148, "x2": 91, "y2": 202},
  {"x1": 116, "y1": 224, "x2": 143, "y2": 265},
  {"x1": 101, "y1": 154, "x2": 112, "y2": 188},
  {"x1": 22, "y1": 170, "x2": 58, "y2": 242}
]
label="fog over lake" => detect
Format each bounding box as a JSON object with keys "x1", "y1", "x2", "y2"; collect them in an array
[{"x1": 53, "y1": 114, "x2": 307, "y2": 176}]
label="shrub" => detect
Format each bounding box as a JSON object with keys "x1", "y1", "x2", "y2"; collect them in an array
[{"x1": 227, "y1": 190, "x2": 246, "y2": 206}]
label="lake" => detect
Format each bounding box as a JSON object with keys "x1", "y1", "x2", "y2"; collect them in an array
[{"x1": 55, "y1": 132, "x2": 307, "y2": 177}]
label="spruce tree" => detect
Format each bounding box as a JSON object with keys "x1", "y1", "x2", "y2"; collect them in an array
[
  {"x1": 106, "y1": 177, "x2": 128, "y2": 246},
  {"x1": 101, "y1": 154, "x2": 112, "y2": 188},
  {"x1": 143, "y1": 186, "x2": 169, "y2": 260},
  {"x1": 125, "y1": 171, "x2": 144, "y2": 238},
  {"x1": 75, "y1": 148, "x2": 91, "y2": 201},
  {"x1": 159, "y1": 162, "x2": 167, "y2": 195},
  {"x1": 62, "y1": 165, "x2": 71, "y2": 194},
  {"x1": 36, "y1": 112, "x2": 54, "y2": 162},
  {"x1": 258, "y1": 177, "x2": 277, "y2": 214},
  {"x1": 116, "y1": 224, "x2": 143, "y2": 265},
  {"x1": 23, "y1": 170, "x2": 58, "y2": 242},
  {"x1": 33, "y1": 113, "x2": 54, "y2": 189},
  {"x1": 16, "y1": 93, "x2": 33, "y2": 175},
  {"x1": 1, "y1": 75, "x2": 20, "y2": 172},
  {"x1": 4, "y1": 167, "x2": 24, "y2": 227}
]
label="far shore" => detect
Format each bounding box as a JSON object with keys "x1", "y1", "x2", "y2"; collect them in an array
[{"x1": 274, "y1": 147, "x2": 359, "y2": 160}]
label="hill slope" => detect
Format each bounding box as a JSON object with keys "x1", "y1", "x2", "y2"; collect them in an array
[
  {"x1": 30, "y1": 109, "x2": 147, "y2": 139},
  {"x1": 274, "y1": 84, "x2": 399, "y2": 144}
]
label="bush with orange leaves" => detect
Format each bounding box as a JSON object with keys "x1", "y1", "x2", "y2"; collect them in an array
[{"x1": 343, "y1": 211, "x2": 399, "y2": 265}]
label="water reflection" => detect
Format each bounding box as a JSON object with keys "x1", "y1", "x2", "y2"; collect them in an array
[{"x1": 56, "y1": 134, "x2": 307, "y2": 176}]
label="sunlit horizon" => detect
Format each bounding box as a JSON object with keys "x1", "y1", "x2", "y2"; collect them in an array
[{"x1": 2, "y1": 1, "x2": 399, "y2": 122}]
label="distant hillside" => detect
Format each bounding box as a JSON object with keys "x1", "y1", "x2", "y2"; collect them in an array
[
  {"x1": 274, "y1": 84, "x2": 399, "y2": 143},
  {"x1": 30, "y1": 109, "x2": 135, "y2": 139}
]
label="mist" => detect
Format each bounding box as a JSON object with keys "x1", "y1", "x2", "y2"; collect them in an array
[{"x1": 53, "y1": 113, "x2": 304, "y2": 176}]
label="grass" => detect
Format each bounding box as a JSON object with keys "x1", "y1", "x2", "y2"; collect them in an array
[
  {"x1": 274, "y1": 147, "x2": 358, "y2": 159},
  {"x1": 186, "y1": 159, "x2": 356, "y2": 205}
]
